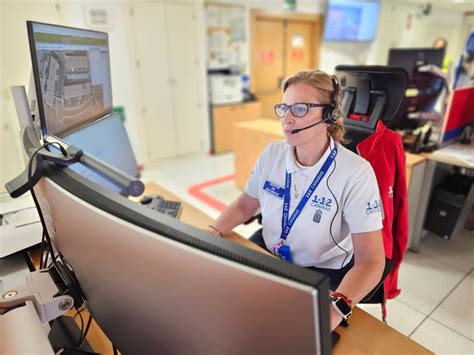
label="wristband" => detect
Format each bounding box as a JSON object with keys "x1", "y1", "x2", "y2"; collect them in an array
[{"x1": 208, "y1": 224, "x2": 223, "y2": 237}]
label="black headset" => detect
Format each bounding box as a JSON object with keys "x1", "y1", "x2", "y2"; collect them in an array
[{"x1": 321, "y1": 75, "x2": 339, "y2": 125}]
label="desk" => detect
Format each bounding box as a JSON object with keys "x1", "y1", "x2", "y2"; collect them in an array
[
  {"x1": 409, "y1": 143, "x2": 474, "y2": 251},
  {"x1": 28, "y1": 182, "x2": 431, "y2": 354},
  {"x1": 212, "y1": 101, "x2": 261, "y2": 153}
]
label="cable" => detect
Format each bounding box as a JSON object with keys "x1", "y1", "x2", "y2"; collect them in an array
[
  {"x1": 325, "y1": 143, "x2": 350, "y2": 269},
  {"x1": 76, "y1": 314, "x2": 92, "y2": 350},
  {"x1": 74, "y1": 306, "x2": 84, "y2": 349},
  {"x1": 27, "y1": 142, "x2": 93, "y2": 350},
  {"x1": 39, "y1": 231, "x2": 46, "y2": 269},
  {"x1": 27, "y1": 142, "x2": 66, "y2": 272},
  {"x1": 73, "y1": 307, "x2": 85, "y2": 319}
]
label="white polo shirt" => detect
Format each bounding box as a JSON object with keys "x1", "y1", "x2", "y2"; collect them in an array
[{"x1": 245, "y1": 138, "x2": 383, "y2": 269}]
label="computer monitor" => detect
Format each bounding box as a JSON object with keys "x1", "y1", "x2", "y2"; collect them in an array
[
  {"x1": 323, "y1": 0, "x2": 381, "y2": 42},
  {"x1": 27, "y1": 21, "x2": 113, "y2": 137},
  {"x1": 22, "y1": 128, "x2": 332, "y2": 354},
  {"x1": 439, "y1": 86, "x2": 474, "y2": 144},
  {"x1": 55, "y1": 112, "x2": 139, "y2": 194},
  {"x1": 387, "y1": 48, "x2": 445, "y2": 130}
]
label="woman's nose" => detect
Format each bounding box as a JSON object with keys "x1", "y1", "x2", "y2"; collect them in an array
[{"x1": 283, "y1": 109, "x2": 296, "y2": 122}]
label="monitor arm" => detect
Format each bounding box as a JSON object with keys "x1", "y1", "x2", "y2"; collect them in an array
[
  {"x1": 5, "y1": 126, "x2": 145, "y2": 198},
  {"x1": 5, "y1": 134, "x2": 84, "y2": 198}
]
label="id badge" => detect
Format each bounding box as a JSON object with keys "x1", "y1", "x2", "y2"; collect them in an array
[{"x1": 273, "y1": 241, "x2": 292, "y2": 263}]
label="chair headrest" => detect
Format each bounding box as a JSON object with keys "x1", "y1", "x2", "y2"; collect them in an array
[{"x1": 335, "y1": 65, "x2": 408, "y2": 124}]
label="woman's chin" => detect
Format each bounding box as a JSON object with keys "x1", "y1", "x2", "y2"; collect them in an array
[{"x1": 284, "y1": 133, "x2": 298, "y2": 146}]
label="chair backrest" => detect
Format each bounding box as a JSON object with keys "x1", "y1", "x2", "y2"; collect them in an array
[
  {"x1": 335, "y1": 65, "x2": 408, "y2": 153},
  {"x1": 360, "y1": 257, "x2": 395, "y2": 303}
]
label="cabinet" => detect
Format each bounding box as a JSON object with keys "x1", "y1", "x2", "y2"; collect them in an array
[
  {"x1": 212, "y1": 101, "x2": 261, "y2": 153},
  {"x1": 129, "y1": 2, "x2": 207, "y2": 163}
]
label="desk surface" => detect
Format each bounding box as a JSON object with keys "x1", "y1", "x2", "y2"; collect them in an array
[
  {"x1": 235, "y1": 118, "x2": 282, "y2": 136},
  {"x1": 428, "y1": 142, "x2": 474, "y2": 169},
  {"x1": 29, "y1": 182, "x2": 432, "y2": 354}
]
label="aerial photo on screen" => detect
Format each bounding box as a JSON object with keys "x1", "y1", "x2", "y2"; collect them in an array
[{"x1": 37, "y1": 48, "x2": 107, "y2": 135}]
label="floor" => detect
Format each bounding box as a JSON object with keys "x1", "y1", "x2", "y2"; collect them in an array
[{"x1": 142, "y1": 151, "x2": 474, "y2": 355}]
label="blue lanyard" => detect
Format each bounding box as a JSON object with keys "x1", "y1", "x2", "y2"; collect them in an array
[{"x1": 280, "y1": 144, "x2": 337, "y2": 242}]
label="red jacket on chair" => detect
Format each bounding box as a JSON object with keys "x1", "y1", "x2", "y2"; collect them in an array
[{"x1": 357, "y1": 121, "x2": 409, "y2": 299}]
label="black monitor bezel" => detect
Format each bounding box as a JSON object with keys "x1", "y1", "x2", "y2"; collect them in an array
[{"x1": 26, "y1": 21, "x2": 113, "y2": 137}]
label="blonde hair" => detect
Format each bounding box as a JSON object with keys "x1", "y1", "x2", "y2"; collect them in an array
[{"x1": 282, "y1": 69, "x2": 346, "y2": 143}]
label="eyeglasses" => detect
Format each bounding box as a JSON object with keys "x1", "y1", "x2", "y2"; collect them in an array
[{"x1": 274, "y1": 103, "x2": 330, "y2": 119}]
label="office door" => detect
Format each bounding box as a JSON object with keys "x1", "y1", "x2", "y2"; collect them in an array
[
  {"x1": 251, "y1": 11, "x2": 322, "y2": 118},
  {"x1": 286, "y1": 21, "x2": 318, "y2": 77},
  {"x1": 252, "y1": 17, "x2": 285, "y2": 118}
]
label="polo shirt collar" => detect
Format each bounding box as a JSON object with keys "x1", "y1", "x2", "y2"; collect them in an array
[{"x1": 285, "y1": 137, "x2": 336, "y2": 176}]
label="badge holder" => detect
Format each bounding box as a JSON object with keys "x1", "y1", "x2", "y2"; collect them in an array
[{"x1": 273, "y1": 241, "x2": 293, "y2": 262}]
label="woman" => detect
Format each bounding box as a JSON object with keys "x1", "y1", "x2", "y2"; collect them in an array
[{"x1": 208, "y1": 69, "x2": 385, "y2": 330}]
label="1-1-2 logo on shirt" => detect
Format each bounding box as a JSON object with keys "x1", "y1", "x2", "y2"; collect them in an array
[
  {"x1": 366, "y1": 199, "x2": 382, "y2": 215},
  {"x1": 311, "y1": 195, "x2": 332, "y2": 212}
]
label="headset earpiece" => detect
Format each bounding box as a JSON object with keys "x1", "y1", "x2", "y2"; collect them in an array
[
  {"x1": 322, "y1": 75, "x2": 339, "y2": 125},
  {"x1": 322, "y1": 106, "x2": 335, "y2": 124}
]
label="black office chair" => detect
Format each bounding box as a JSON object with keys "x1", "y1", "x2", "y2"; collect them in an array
[
  {"x1": 335, "y1": 65, "x2": 409, "y2": 154},
  {"x1": 334, "y1": 66, "x2": 408, "y2": 322}
]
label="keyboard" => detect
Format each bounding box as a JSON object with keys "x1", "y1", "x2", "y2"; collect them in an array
[{"x1": 139, "y1": 195, "x2": 182, "y2": 219}]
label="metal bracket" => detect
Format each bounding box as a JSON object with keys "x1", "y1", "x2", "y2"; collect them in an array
[{"x1": 0, "y1": 269, "x2": 74, "y2": 323}]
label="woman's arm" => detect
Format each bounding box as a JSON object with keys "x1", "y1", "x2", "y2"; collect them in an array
[
  {"x1": 208, "y1": 192, "x2": 260, "y2": 237},
  {"x1": 329, "y1": 229, "x2": 385, "y2": 329}
]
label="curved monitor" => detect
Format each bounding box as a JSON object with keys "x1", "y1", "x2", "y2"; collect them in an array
[{"x1": 23, "y1": 128, "x2": 331, "y2": 353}]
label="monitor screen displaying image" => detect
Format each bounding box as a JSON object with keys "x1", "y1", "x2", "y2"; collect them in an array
[
  {"x1": 27, "y1": 21, "x2": 113, "y2": 137},
  {"x1": 324, "y1": 0, "x2": 381, "y2": 42}
]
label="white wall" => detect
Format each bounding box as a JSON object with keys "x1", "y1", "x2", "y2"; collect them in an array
[{"x1": 367, "y1": 2, "x2": 465, "y2": 66}]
